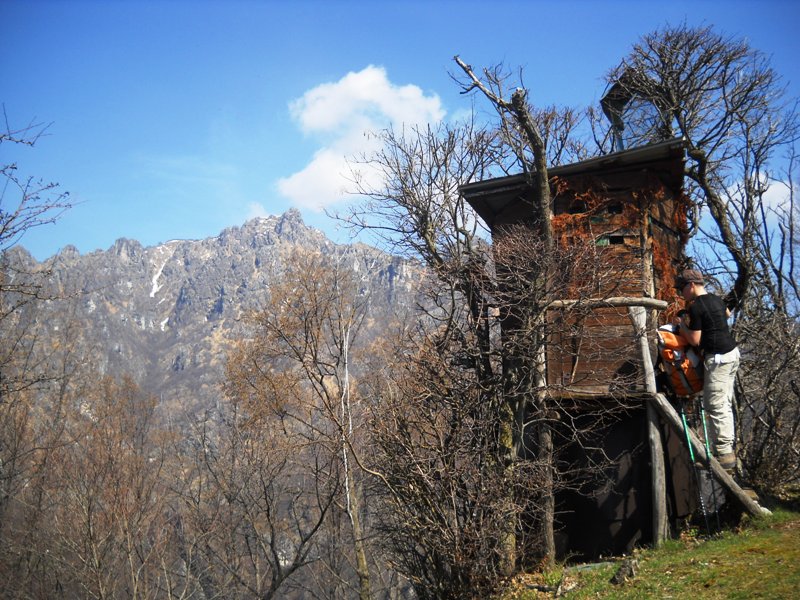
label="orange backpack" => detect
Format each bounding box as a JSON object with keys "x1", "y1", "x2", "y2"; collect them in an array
[{"x1": 656, "y1": 324, "x2": 704, "y2": 397}]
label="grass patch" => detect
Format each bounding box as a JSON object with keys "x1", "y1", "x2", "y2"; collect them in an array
[{"x1": 500, "y1": 508, "x2": 800, "y2": 599}]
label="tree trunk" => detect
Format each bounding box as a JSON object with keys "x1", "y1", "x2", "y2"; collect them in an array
[
  {"x1": 340, "y1": 327, "x2": 372, "y2": 600},
  {"x1": 532, "y1": 319, "x2": 556, "y2": 565},
  {"x1": 499, "y1": 388, "x2": 518, "y2": 577},
  {"x1": 628, "y1": 306, "x2": 669, "y2": 546},
  {"x1": 347, "y1": 478, "x2": 372, "y2": 600},
  {"x1": 510, "y1": 90, "x2": 553, "y2": 246},
  {"x1": 537, "y1": 418, "x2": 556, "y2": 564},
  {"x1": 509, "y1": 87, "x2": 556, "y2": 565}
]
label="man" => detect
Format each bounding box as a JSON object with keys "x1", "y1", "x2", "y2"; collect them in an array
[{"x1": 675, "y1": 269, "x2": 740, "y2": 473}]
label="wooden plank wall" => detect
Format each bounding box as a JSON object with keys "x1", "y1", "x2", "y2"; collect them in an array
[{"x1": 547, "y1": 172, "x2": 684, "y2": 395}]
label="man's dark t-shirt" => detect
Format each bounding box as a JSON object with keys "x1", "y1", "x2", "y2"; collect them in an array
[{"x1": 687, "y1": 294, "x2": 737, "y2": 355}]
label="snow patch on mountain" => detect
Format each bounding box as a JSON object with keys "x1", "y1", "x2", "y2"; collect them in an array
[{"x1": 150, "y1": 243, "x2": 178, "y2": 298}]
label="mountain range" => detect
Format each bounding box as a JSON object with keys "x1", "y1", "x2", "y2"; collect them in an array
[{"x1": 3, "y1": 210, "x2": 417, "y2": 421}]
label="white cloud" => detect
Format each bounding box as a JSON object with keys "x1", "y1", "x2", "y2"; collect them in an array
[
  {"x1": 278, "y1": 65, "x2": 445, "y2": 211},
  {"x1": 761, "y1": 178, "x2": 795, "y2": 212},
  {"x1": 723, "y1": 177, "x2": 795, "y2": 212}
]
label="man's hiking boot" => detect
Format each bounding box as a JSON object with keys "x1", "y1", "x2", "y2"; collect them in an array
[
  {"x1": 717, "y1": 452, "x2": 737, "y2": 474},
  {"x1": 699, "y1": 452, "x2": 762, "y2": 504}
]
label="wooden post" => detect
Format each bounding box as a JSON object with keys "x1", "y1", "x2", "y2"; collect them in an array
[{"x1": 628, "y1": 306, "x2": 670, "y2": 546}]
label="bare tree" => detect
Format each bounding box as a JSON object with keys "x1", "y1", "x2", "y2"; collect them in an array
[
  {"x1": 223, "y1": 247, "x2": 381, "y2": 599},
  {"x1": 453, "y1": 57, "x2": 554, "y2": 246},
  {"x1": 356, "y1": 220, "x2": 639, "y2": 599},
  {"x1": 605, "y1": 24, "x2": 800, "y2": 492},
  {"x1": 1, "y1": 111, "x2": 74, "y2": 559},
  {"x1": 450, "y1": 57, "x2": 588, "y2": 566},
  {"x1": 1, "y1": 109, "x2": 72, "y2": 395},
  {"x1": 0, "y1": 313, "x2": 88, "y2": 596},
  {"x1": 362, "y1": 322, "x2": 526, "y2": 600},
  {"x1": 1, "y1": 108, "x2": 72, "y2": 254},
  {"x1": 172, "y1": 402, "x2": 339, "y2": 600},
  {"x1": 0, "y1": 364, "x2": 176, "y2": 599},
  {"x1": 346, "y1": 119, "x2": 526, "y2": 578},
  {"x1": 42, "y1": 376, "x2": 171, "y2": 599}
]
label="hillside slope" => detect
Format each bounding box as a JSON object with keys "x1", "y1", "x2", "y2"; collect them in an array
[{"x1": 502, "y1": 508, "x2": 800, "y2": 599}]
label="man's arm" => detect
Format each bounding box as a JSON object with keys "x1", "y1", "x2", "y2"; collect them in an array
[{"x1": 680, "y1": 318, "x2": 702, "y2": 347}]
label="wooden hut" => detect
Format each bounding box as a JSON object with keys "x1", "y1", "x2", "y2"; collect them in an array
[
  {"x1": 462, "y1": 139, "x2": 692, "y2": 558},
  {"x1": 462, "y1": 138, "x2": 766, "y2": 559}
]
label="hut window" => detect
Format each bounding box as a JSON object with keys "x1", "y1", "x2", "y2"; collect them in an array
[
  {"x1": 568, "y1": 200, "x2": 588, "y2": 214},
  {"x1": 607, "y1": 203, "x2": 623, "y2": 214},
  {"x1": 596, "y1": 235, "x2": 626, "y2": 246}
]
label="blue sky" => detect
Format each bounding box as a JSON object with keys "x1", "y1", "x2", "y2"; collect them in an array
[{"x1": 3, "y1": 0, "x2": 799, "y2": 260}]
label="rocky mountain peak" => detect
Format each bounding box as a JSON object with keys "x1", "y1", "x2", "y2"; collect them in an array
[
  {"x1": 275, "y1": 207, "x2": 305, "y2": 237},
  {"x1": 111, "y1": 238, "x2": 144, "y2": 261}
]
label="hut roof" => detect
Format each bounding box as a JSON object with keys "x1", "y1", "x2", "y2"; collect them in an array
[{"x1": 460, "y1": 138, "x2": 685, "y2": 229}]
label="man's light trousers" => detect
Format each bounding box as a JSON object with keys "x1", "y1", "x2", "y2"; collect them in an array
[{"x1": 702, "y1": 347, "x2": 740, "y2": 456}]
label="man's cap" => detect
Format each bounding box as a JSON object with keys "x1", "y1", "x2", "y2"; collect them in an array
[{"x1": 675, "y1": 269, "x2": 704, "y2": 289}]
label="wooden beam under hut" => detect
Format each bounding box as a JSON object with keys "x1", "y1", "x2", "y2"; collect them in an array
[{"x1": 646, "y1": 391, "x2": 771, "y2": 519}]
